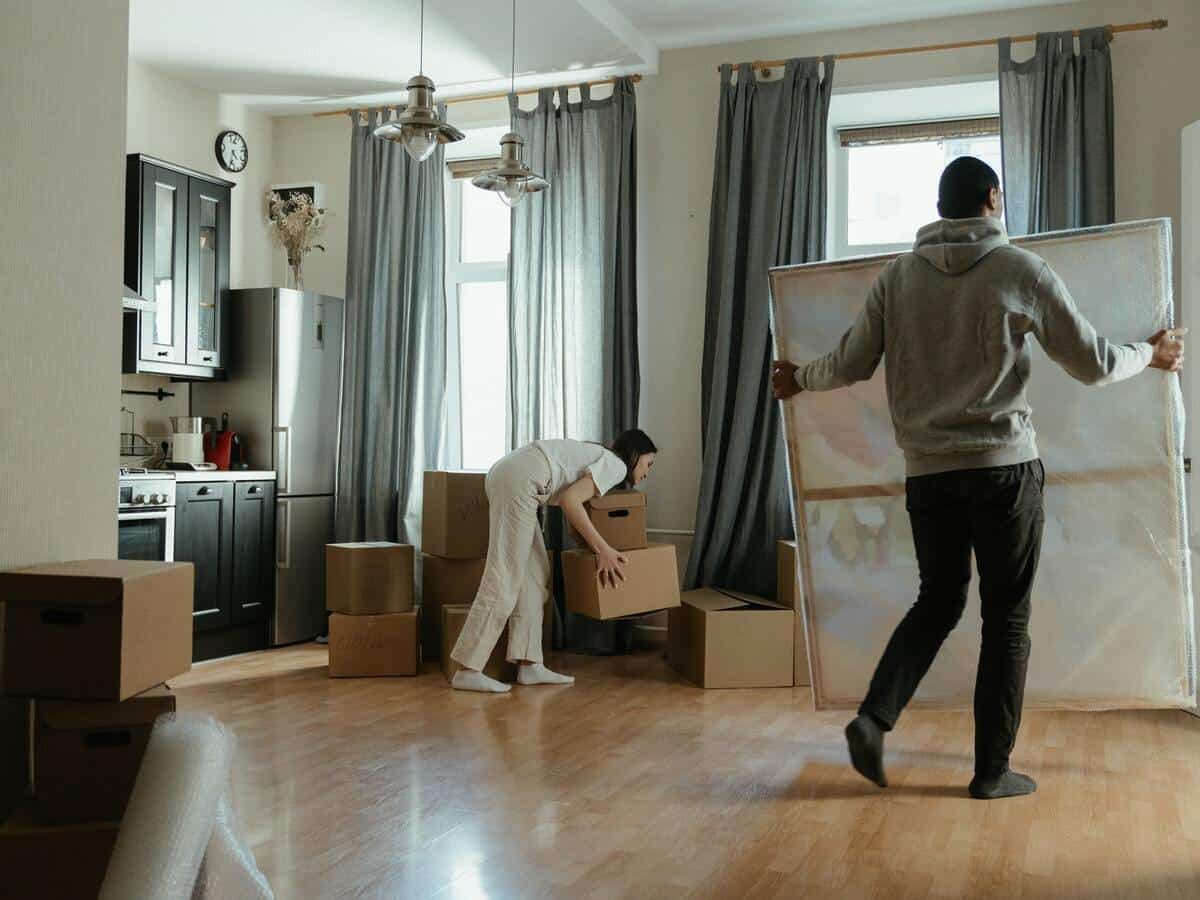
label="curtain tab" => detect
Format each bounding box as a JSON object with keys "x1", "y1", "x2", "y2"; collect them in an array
[{"x1": 719, "y1": 63, "x2": 733, "y2": 86}]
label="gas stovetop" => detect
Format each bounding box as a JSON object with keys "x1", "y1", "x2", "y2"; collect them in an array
[{"x1": 119, "y1": 467, "x2": 176, "y2": 481}]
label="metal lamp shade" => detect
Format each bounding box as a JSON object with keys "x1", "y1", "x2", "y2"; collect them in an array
[
  {"x1": 373, "y1": 74, "x2": 464, "y2": 162},
  {"x1": 471, "y1": 132, "x2": 549, "y2": 207}
]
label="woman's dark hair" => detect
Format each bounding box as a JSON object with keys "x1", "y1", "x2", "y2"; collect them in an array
[
  {"x1": 937, "y1": 156, "x2": 1001, "y2": 219},
  {"x1": 609, "y1": 429, "x2": 657, "y2": 489}
]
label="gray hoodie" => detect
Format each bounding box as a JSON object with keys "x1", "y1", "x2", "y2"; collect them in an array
[{"x1": 795, "y1": 217, "x2": 1153, "y2": 477}]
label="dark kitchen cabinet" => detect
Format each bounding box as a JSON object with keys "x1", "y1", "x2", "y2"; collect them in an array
[
  {"x1": 124, "y1": 154, "x2": 234, "y2": 380},
  {"x1": 232, "y1": 481, "x2": 275, "y2": 625},
  {"x1": 175, "y1": 479, "x2": 277, "y2": 660},
  {"x1": 175, "y1": 481, "x2": 235, "y2": 631}
]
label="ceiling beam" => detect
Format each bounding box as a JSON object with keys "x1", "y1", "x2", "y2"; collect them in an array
[{"x1": 576, "y1": 0, "x2": 660, "y2": 72}]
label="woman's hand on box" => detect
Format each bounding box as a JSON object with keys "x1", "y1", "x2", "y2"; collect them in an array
[{"x1": 595, "y1": 544, "x2": 627, "y2": 589}]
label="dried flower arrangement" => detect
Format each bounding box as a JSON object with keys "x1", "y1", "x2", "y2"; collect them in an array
[{"x1": 267, "y1": 191, "x2": 327, "y2": 289}]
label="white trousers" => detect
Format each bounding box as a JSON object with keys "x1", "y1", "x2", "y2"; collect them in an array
[{"x1": 450, "y1": 446, "x2": 552, "y2": 671}]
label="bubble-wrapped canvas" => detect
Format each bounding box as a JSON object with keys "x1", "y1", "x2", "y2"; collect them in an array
[{"x1": 769, "y1": 219, "x2": 1195, "y2": 710}]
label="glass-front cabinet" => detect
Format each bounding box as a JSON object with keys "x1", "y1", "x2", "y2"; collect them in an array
[
  {"x1": 186, "y1": 181, "x2": 229, "y2": 368},
  {"x1": 138, "y1": 165, "x2": 188, "y2": 365},
  {"x1": 124, "y1": 154, "x2": 233, "y2": 378}
]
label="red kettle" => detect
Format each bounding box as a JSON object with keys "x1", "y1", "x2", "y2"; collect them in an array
[{"x1": 204, "y1": 412, "x2": 237, "y2": 470}]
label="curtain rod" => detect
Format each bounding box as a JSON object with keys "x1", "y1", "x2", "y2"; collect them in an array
[
  {"x1": 717, "y1": 18, "x2": 1167, "y2": 72},
  {"x1": 312, "y1": 73, "x2": 642, "y2": 119}
]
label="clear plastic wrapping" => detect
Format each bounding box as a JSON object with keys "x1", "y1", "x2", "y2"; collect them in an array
[
  {"x1": 99, "y1": 713, "x2": 273, "y2": 899},
  {"x1": 770, "y1": 219, "x2": 1195, "y2": 710}
]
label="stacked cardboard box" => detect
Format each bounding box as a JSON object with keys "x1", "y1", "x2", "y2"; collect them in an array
[
  {"x1": 326, "y1": 543, "x2": 418, "y2": 677},
  {"x1": 561, "y1": 492, "x2": 681, "y2": 620},
  {"x1": 777, "y1": 540, "x2": 811, "y2": 687},
  {"x1": 0, "y1": 560, "x2": 194, "y2": 897},
  {"x1": 420, "y1": 471, "x2": 490, "y2": 661}
]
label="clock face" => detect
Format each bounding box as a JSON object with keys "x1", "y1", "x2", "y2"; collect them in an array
[{"x1": 216, "y1": 130, "x2": 247, "y2": 173}]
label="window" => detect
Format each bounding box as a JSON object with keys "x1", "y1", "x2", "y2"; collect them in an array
[
  {"x1": 445, "y1": 167, "x2": 510, "y2": 471},
  {"x1": 830, "y1": 100, "x2": 1003, "y2": 259}
]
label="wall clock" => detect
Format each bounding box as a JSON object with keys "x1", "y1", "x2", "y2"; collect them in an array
[{"x1": 215, "y1": 130, "x2": 248, "y2": 173}]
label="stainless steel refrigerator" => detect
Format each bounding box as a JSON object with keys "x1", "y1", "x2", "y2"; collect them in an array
[{"x1": 192, "y1": 288, "x2": 344, "y2": 645}]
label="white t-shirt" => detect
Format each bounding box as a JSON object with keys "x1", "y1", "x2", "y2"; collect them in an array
[{"x1": 533, "y1": 439, "x2": 627, "y2": 503}]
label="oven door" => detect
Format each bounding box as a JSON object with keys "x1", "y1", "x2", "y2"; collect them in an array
[{"x1": 117, "y1": 509, "x2": 175, "y2": 562}]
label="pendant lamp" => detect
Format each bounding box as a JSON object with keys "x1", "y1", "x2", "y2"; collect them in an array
[
  {"x1": 374, "y1": 0, "x2": 464, "y2": 161},
  {"x1": 471, "y1": 0, "x2": 548, "y2": 206}
]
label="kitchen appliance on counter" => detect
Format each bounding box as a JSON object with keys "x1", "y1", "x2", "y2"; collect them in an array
[
  {"x1": 117, "y1": 468, "x2": 177, "y2": 561},
  {"x1": 202, "y1": 412, "x2": 248, "y2": 470},
  {"x1": 192, "y1": 288, "x2": 345, "y2": 645},
  {"x1": 166, "y1": 416, "x2": 215, "y2": 470}
]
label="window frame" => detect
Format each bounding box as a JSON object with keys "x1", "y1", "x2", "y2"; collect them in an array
[
  {"x1": 832, "y1": 117, "x2": 1002, "y2": 260},
  {"x1": 444, "y1": 168, "x2": 511, "y2": 470}
]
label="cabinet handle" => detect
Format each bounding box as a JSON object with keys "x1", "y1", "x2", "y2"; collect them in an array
[
  {"x1": 197, "y1": 486, "x2": 210, "y2": 496},
  {"x1": 157, "y1": 351, "x2": 169, "y2": 357},
  {"x1": 203, "y1": 355, "x2": 214, "y2": 362},
  {"x1": 247, "y1": 485, "x2": 260, "y2": 495}
]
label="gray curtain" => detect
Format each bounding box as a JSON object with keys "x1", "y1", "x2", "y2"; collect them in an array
[
  {"x1": 999, "y1": 28, "x2": 1115, "y2": 236},
  {"x1": 685, "y1": 59, "x2": 834, "y2": 598},
  {"x1": 508, "y1": 77, "x2": 639, "y2": 447},
  {"x1": 337, "y1": 107, "x2": 447, "y2": 544},
  {"x1": 508, "y1": 79, "x2": 639, "y2": 653}
]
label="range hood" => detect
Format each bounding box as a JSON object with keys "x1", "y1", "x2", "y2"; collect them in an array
[{"x1": 123, "y1": 284, "x2": 155, "y2": 312}]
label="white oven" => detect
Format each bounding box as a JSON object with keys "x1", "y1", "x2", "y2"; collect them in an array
[{"x1": 117, "y1": 470, "x2": 176, "y2": 562}]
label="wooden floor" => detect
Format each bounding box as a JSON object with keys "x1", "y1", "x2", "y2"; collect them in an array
[{"x1": 173, "y1": 645, "x2": 1200, "y2": 900}]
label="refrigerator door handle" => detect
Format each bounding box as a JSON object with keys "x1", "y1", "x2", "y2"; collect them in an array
[
  {"x1": 273, "y1": 425, "x2": 291, "y2": 494},
  {"x1": 276, "y1": 499, "x2": 291, "y2": 569}
]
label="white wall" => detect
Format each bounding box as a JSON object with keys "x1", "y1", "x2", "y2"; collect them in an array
[
  {"x1": 122, "y1": 61, "x2": 278, "y2": 438},
  {"x1": 637, "y1": 0, "x2": 1200, "y2": 533},
  {"x1": 0, "y1": 0, "x2": 130, "y2": 814},
  {"x1": 1, "y1": 1, "x2": 128, "y2": 566}
]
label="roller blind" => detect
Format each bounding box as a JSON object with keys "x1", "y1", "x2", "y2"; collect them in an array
[
  {"x1": 838, "y1": 116, "x2": 1000, "y2": 148},
  {"x1": 446, "y1": 158, "x2": 501, "y2": 180}
]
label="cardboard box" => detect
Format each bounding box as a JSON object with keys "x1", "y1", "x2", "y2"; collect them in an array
[
  {"x1": 0, "y1": 806, "x2": 119, "y2": 900},
  {"x1": 585, "y1": 491, "x2": 648, "y2": 551},
  {"x1": 778, "y1": 540, "x2": 811, "y2": 686},
  {"x1": 422, "y1": 471, "x2": 489, "y2": 559},
  {"x1": 32, "y1": 684, "x2": 175, "y2": 824},
  {"x1": 1, "y1": 560, "x2": 193, "y2": 701},
  {"x1": 668, "y1": 589, "x2": 794, "y2": 688},
  {"x1": 328, "y1": 611, "x2": 419, "y2": 677},
  {"x1": 440, "y1": 604, "x2": 518, "y2": 683},
  {"x1": 326, "y1": 542, "x2": 415, "y2": 615},
  {"x1": 420, "y1": 554, "x2": 487, "y2": 661},
  {"x1": 562, "y1": 544, "x2": 681, "y2": 620}
]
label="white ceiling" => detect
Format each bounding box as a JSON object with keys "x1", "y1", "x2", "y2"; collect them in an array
[
  {"x1": 128, "y1": 0, "x2": 1082, "y2": 115},
  {"x1": 608, "y1": 0, "x2": 1087, "y2": 50}
]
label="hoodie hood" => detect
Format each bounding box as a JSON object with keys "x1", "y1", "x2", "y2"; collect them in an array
[{"x1": 913, "y1": 216, "x2": 1009, "y2": 275}]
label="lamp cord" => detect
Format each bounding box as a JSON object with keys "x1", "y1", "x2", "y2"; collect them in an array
[
  {"x1": 510, "y1": 0, "x2": 516, "y2": 96},
  {"x1": 419, "y1": 0, "x2": 425, "y2": 74}
]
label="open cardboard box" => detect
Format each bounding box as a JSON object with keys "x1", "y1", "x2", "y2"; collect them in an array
[{"x1": 669, "y1": 588, "x2": 794, "y2": 689}]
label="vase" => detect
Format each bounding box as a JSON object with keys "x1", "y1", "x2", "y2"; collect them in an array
[{"x1": 287, "y1": 256, "x2": 304, "y2": 291}]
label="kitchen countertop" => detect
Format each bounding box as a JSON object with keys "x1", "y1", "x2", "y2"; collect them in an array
[{"x1": 170, "y1": 470, "x2": 276, "y2": 482}]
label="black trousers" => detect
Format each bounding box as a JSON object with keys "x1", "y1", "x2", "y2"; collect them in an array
[{"x1": 859, "y1": 460, "x2": 1045, "y2": 776}]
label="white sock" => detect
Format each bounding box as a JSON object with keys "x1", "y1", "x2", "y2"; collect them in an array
[
  {"x1": 451, "y1": 669, "x2": 512, "y2": 693},
  {"x1": 517, "y1": 663, "x2": 575, "y2": 686}
]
